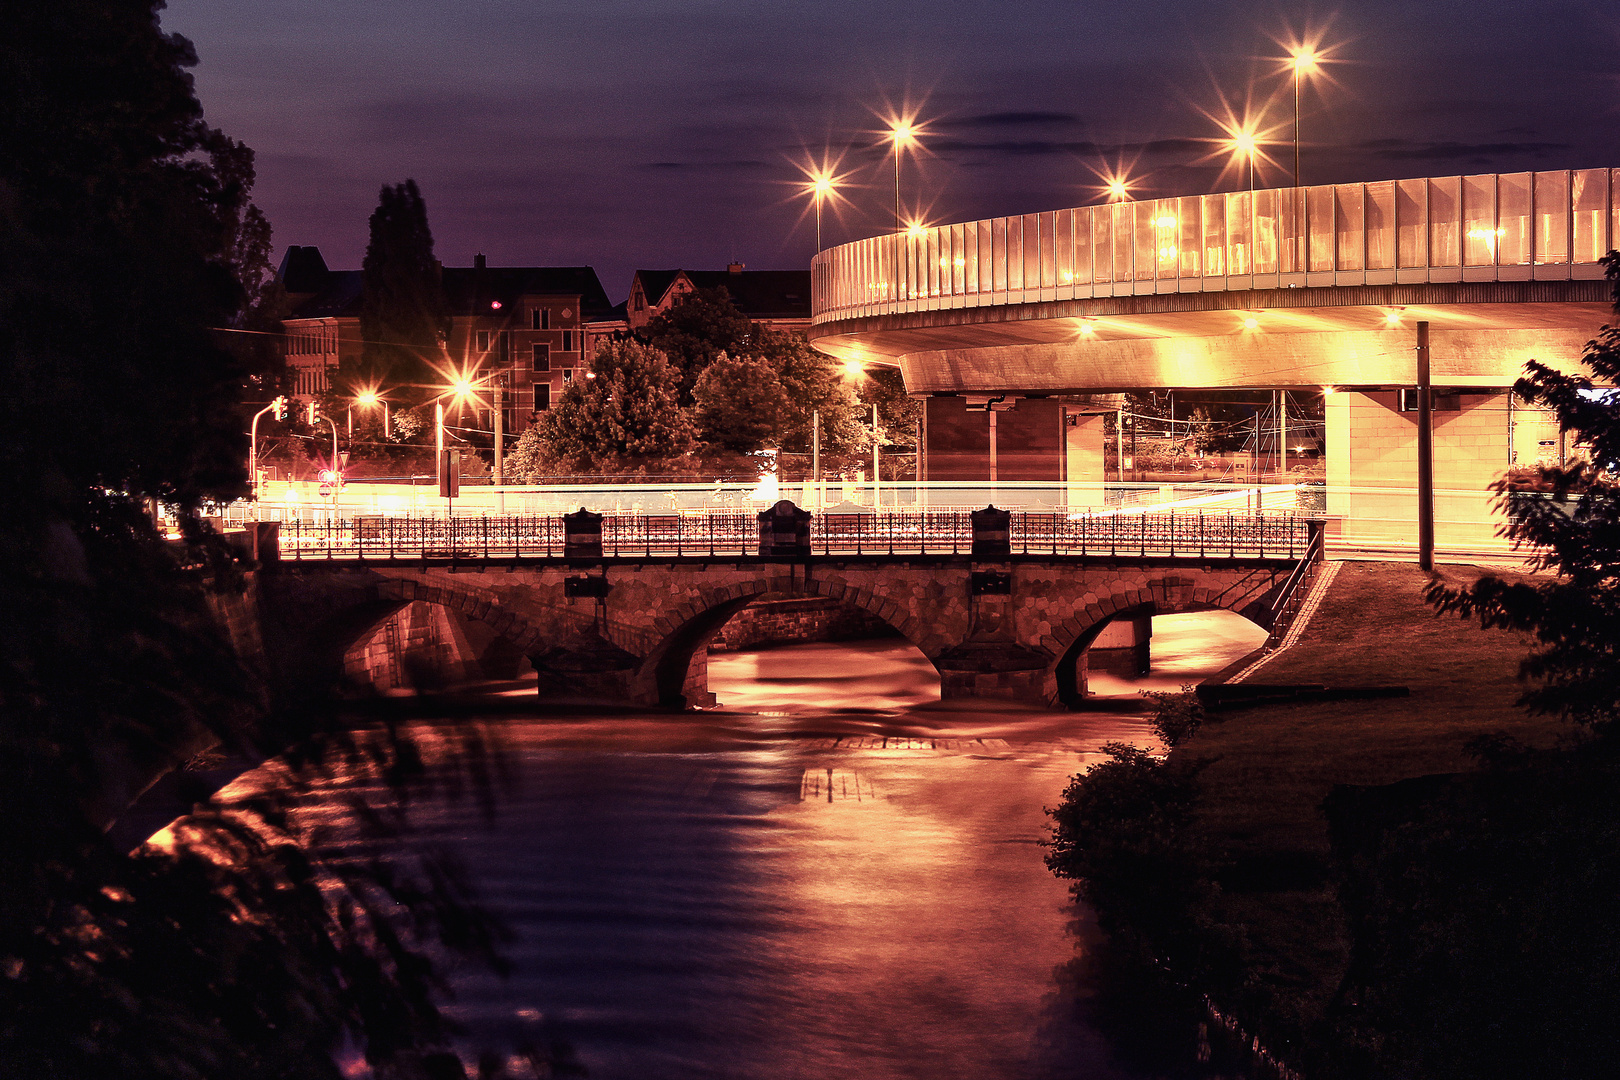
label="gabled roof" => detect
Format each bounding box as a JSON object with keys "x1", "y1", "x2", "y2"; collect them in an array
[
  {"x1": 441, "y1": 266, "x2": 615, "y2": 320},
  {"x1": 679, "y1": 269, "x2": 811, "y2": 319},
  {"x1": 276, "y1": 246, "x2": 330, "y2": 295},
  {"x1": 634, "y1": 268, "x2": 812, "y2": 320},
  {"x1": 633, "y1": 270, "x2": 682, "y2": 307}
]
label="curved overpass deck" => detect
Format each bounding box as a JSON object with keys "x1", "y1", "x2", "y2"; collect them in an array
[{"x1": 810, "y1": 170, "x2": 1619, "y2": 391}]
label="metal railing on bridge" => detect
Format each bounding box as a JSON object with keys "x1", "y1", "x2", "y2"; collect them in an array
[{"x1": 268, "y1": 508, "x2": 1313, "y2": 562}]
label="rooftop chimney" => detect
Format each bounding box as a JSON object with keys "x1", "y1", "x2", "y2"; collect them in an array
[
  {"x1": 474, "y1": 253, "x2": 487, "y2": 270},
  {"x1": 727, "y1": 261, "x2": 745, "y2": 274}
]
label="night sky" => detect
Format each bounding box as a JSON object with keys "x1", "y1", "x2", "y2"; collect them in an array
[{"x1": 162, "y1": 0, "x2": 1620, "y2": 301}]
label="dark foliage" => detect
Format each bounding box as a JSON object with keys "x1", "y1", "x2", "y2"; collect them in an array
[
  {"x1": 641, "y1": 286, "x2": 754, "y2": 404},
  {"x1": 1045, "y1": 744, "x2": 1237, "y2": 981},
  {"x1": 1326, "y1": 748, "x2": 1620, "y2": 1080},
  {"x1": 353, "y1": 180, "x2": 449, "y2": 407},
  {"x1": 1427, "y1": 253, "x2": 1620, "y2": 732},
  {"x1": 1, "y1": 4, "x2": 521, "y2": 1076},
  {"x1": 1141, "y1": 686, "x2": 1206, "y2": 748}
]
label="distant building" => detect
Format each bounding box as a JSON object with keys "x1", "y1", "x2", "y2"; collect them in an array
[
  {"x1": 626, "y1": 263, "x2": 812, "y2": 334},
  {"x1": 276, "y1": 249, "x2": 615, "y2": 435}
]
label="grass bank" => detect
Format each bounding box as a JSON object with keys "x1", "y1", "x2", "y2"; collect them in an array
[{"x1": 1170, "y1": 561, "x2": 1564, "y2": 1068}]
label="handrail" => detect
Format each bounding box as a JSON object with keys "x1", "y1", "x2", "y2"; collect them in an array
[
  {"x1": 1264, "y1": 523, "x2": 1327, "y2": 648},
  {"x1": 812, "y1": 169, "x2": 1619, "y2": 322},
  {"x1": 267, "y1": 509, "x2": 1314, "y2": 563}
]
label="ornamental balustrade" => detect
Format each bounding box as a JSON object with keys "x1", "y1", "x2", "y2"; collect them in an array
[{"x1": 268, "y1": 507, "x2": 1313, "y2": 562}]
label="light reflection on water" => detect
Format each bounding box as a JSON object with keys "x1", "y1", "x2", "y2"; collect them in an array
[{"x1": 220, "y1": 613, "x2": 1266, "y2": 1078}]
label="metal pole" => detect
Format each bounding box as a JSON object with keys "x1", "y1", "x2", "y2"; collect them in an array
[
  {"x1": 435, "y1": 401, "x2": 444, "y2": 515},
  {"x1": 1417, "y1": 320, "x2": 1434, "y2": 570},
  {"x1": 1116, "y1": 409, "x2": 1125, "y2": 483},
  {"x1": 1280, "y1": 389, "x2": 1288, "y2": 479},
  {"x1": 872, "y1": 404, "x2": 881, "y2": 509},
  {"x1": 1294, "y1": 67, "x2": 1302, "y2": 187},
  {"x1": 812, "y1": 408, "x2": 821, "y2": 509},
  {"x1": 988, "y1": 408, "x2": 998, "y2": 483},
  {"x1": 493, "y1": 384, "x2": 504, "y2": 485}
]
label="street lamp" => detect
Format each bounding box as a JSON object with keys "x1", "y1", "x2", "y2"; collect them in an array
[
  {"x1": 1228, "y1": 126, "x2": 1260, "y2": 191},
  {"x1": 887, "y1": 118, "x2": 921, "y2": 234},
  {"x1": 354, "y1": 389, "x2": 389, "y2": 438},
  {"x1": 1288, "y1": 48, "x2": 1321, "y2": 186}
]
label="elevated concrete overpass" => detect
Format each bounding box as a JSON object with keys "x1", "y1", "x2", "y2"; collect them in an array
[{"x1": 810, "y1": 170, "x2": 1620, "y2": 552}]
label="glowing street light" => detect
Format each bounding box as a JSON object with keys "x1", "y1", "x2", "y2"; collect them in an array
[
  {"x1": 353, "y1": 388, "x2": 389, "y2": 439},
  {"x1": 1288, "y1": 48, "x2": 1320, "y2": 186},
  {"x1": 1225, "y1": 124, "x2": 1261, "y2": 191},
  {"x1": 886, "y1": 115, "x2": 925, "y2": 234},
  {"x1": 797, "y1": 163, "x2": 848, "y2": 252}
]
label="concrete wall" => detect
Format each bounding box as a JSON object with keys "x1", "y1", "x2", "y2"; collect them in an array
[
  {"x1": 1065, "y1": 411, "x2": 1108, "y2": 485},
  {"x1": 924, "y1": 397, "x2": 1063, "y2": 482},
  {"x1": 1326, "y1": 390, "x2": 1511, "y2": 553}
]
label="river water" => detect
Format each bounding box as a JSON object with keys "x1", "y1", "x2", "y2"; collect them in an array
[{"x1": 206, "y1": 612, "x2": 1266, "y2": 1078}]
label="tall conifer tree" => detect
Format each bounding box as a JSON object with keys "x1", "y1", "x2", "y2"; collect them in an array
[{"x1": 355, "y1": 179, "x2": 447, "y2": 404}]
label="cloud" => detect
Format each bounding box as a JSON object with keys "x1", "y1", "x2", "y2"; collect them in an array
[
  {"x1": 939, "y1": 111, "x2": 1084, "y2": 129},
  {"x1": 1357, "y1": 138, "x2": 1570, "y2": 161},
  {"x1": 636, "y1": 159, "x2": 774, "y2": 171}
]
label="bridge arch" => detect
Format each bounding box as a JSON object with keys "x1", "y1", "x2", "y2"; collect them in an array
[
  {"x1": 292, "y1": 577, "x2": 553, "y2": 694},
  {"x1": 1046, "y1": 576, "x2": 1274, "y2": 706},
  {"x1": 639, "y1": 575, "x2": 939, "y2": 707}
]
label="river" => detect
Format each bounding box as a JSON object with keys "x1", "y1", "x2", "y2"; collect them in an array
[{"x1": 196, "y1": 611, "x2": 1267, "y2": 1078}]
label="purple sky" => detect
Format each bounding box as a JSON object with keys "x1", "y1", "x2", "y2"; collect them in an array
[{"x1": 162, "y1": 0, "x2": 1620, "y2": 302}]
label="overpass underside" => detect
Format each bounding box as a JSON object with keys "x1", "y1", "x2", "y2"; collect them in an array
[{"x1": 810, "y1": 170, "x2": 1619, "y2": 556}]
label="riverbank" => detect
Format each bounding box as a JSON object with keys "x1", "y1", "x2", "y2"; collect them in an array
[{"x1": 1163, "y1": 561, "x2": 1565, "y2": 1072}]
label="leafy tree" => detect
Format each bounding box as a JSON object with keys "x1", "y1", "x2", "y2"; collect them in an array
[
  {"x1": 351, "y1": 179, "x2": 448, "y2": 406},
  {"x1": 513, "y1": 340, "x2": 695, "y2": 478},
  {"x1": 692, "y1": 352, "x2": 790, "y2": 453},
  {"x1": 753, "y1": 330, "x2": 867, "y2": 466},
  {"x1": 642, "y1": 285, "x2": 753, "y2": 403},
  {"x1": 1429, "y1": 254, "x2": 1620, "y2": 734}
]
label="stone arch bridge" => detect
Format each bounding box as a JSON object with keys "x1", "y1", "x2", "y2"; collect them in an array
[{"x1": 252, "y1": 552, "x2": 1303, "y2": 708}]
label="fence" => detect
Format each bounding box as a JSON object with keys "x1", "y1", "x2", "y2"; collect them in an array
[{"x1": 271, "y1": 508, "x2": 1313, "y2": 561}]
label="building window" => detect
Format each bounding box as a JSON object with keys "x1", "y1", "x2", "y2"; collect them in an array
[
  {"x1": 562, "y1": 369, "x2": 574, "y2": 384},
  {"x1": 535, "y1": 384, "x2": 550, "y2": 410},
  {"x1": 532, "y1": 308, "x2": 550, "y2": 330},
  {"x1": 532, "y1": 344, "x2": 550, "y2": 372},
  {"x1": 633, "y1": 291, "x2": 644, "y2": 311},
  {"x1": 475, "y1": 330, "x2": 490, "y2": 352},
  {"x1": 562, "y1": 330, "x2": 573, "y2": 352}
]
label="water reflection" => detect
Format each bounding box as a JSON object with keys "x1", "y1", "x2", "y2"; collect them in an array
[{"x1": 180, "y1": 613, "x2": 1266, "y2": 1078}]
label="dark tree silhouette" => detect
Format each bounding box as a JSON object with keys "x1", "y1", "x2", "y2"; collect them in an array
[
  {"x1": 1, "y1": 4, "x2": 520, "y2": 1077},
  {"x1": 353, "y1": 179, "x2": 449, "y2": 406},
  {"x1": 642, "y1": 286, "x2": 754, "y2": 404}
]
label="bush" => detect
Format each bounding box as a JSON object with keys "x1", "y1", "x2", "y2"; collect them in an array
[{"x1": 1142, "y1": 686, "x2": 1205, "y2": 748}]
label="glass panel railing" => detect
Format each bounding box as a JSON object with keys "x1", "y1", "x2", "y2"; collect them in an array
[
  {"x1": 1134, "y1": 202, "x2": 1156, "y2": 281},
  {"x1": 1396, "y1": 178, "x2": 1427, "y2": 267},
  {"x1": 1227, "y1": 191, "x2": 1251, "y2": 276},
  {"x1": 1366, "y1": 181, "x2": 1394, "y2": 270},
  {"x1": 1534, "y1": 171, "x2": 1569, "y2": 264},
  {"x1": 1202, "y1": 193, "x2": 1226, "y2": 275},
  {"x1": 1073, "y1": 206, "x2": 1093, "y2": 285},
  {"x1": 1093, "y1": 204, "x2": 1113, "y2": 284},
  {"x1": 1112, "y1": 202, "x2": 1134, "y2": 283},
  {"x1": 1307, "y1": 186, "x2": 1334, "y2": 271},
  {"x1": 1497, "y1": 172, "x2": 1531, "y2": 265},
  {"x1": 1463, "y1": 174, "x2": 1497, "y2": 266},
  {"x1": 1154, "y1": 199, "x2": 1178, "y2": 279},
  {"x1": 1178, "y1": 196, "x2": 1201, "y2": 278},
  {"x1": 812, "y1": 169, "x2": 1620, "y2": 318},
  {"x1": 1430, "y1": 176, "x2": 1460, "y2": 267},
  {"x1": 1252, "y1": 189, "x2": 1278, "y2": 274},
  {"x1": 1054, "y1": 209, "x2": 1073, "y2": 286}
]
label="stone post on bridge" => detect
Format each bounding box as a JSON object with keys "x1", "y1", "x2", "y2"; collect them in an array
[
  {"x1": 938, "y1": 504, "x2": 1052, "y2": 704},
  {"x1": 758, "y1": 500, "x2": 812, "y2": 556},
  {"x1": 563, "y1": 507, "x2": 603, "y2": 559}
]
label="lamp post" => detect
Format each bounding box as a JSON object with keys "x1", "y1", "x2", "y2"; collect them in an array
[
  {"x1": 355, "y1": 389, "x2": 389, "y2": 439},
  {"x1": 887, "y1": 118, "x2": 922, "y2": 304},
  {"x1": 248, "y1": 396, "x2": 286, "y2": 503},
  {"x1": 1289, "y1": 49, "x2": 1320, "y2": 187}
]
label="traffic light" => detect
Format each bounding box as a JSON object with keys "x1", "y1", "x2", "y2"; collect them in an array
[
  {"x1": 272, "y1": 395, "x2": 287, "y2": 421},
  {"x1": 318, "y1": 469, "x2": 337, "y2": 484},
  {"x1": 306, "y1": 402, "x2": 318, "y2": 425}
]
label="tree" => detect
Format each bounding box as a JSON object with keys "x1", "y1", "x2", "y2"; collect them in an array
[
  {"x1": 513, "y1": 340, "x2": 695, "y2": 478},
  {"x1": 692, "y1": 352, "x2": 790, "y2": 454},
  {"x1": 1429, "y1": 254, "x2": 1620, "y2": 733},
  {"x1": 753, "y1": 330, "x2": 867, "y2": 465},
  {"x1": 642, "y1": 285, "x2": 753, "y2": 403},
  {"x1": 352, "y1": 179, "x2": 448, "y2": 406},
  {"x1": 0, "y1": 4, "x2": 515, "y2": 1075}
]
